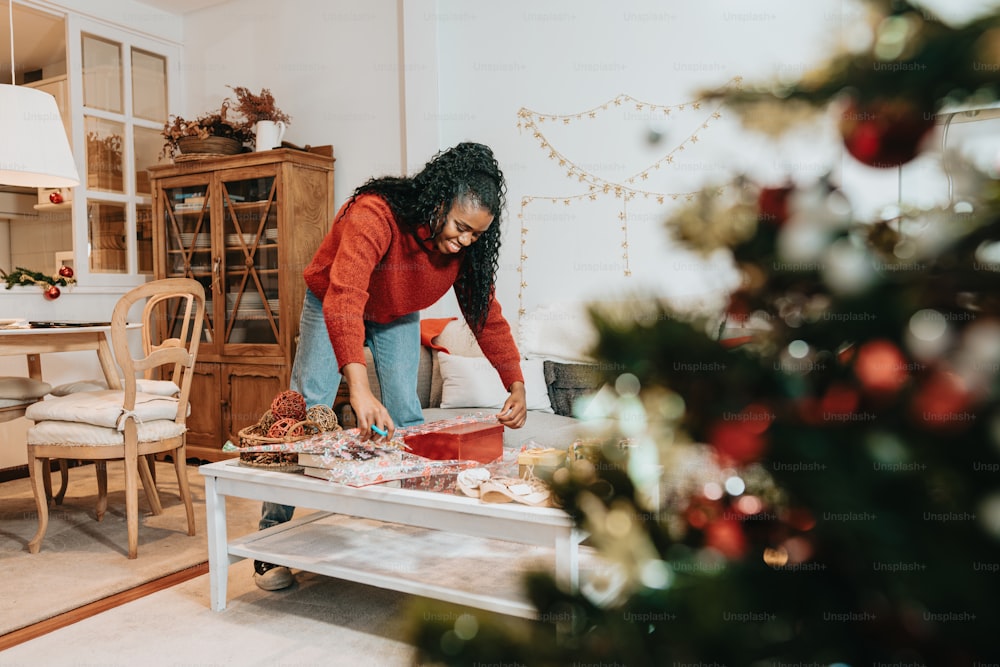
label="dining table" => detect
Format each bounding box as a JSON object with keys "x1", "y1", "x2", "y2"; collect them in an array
[{"x1": 0, "y1": 322, "x2": 122, "y2": 389}]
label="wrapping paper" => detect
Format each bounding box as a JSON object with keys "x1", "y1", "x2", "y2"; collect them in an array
[
  {"x1": 232, "y1": 414, "x2": 501, "y2": 487},
  {"x1": 301, "y1": 454, "x2": 478, "y2": 487},
  {"x1": 232, "y1": 413, "x2": 499, "y2": 454}
]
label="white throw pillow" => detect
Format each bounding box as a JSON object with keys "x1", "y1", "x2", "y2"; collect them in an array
[
  {"x1": 433, "y1": 320, "x2": 485, "y2": 357},
  {"x1": 437, "y1": 352, "x2": 553, "y2": 413}
]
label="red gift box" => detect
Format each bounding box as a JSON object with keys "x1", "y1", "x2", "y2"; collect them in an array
[{"x1": 403, "y1": 422, "x2": 503, "y2": 463}]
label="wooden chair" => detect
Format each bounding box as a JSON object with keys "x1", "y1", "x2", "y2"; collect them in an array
[{"x1": 24, "y1": 278, "x2": 206, "y2": 558}]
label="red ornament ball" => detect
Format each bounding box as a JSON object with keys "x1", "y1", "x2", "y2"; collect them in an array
[
  {"x1": 854, "y1": 339, "x2": 908, "y2": 395},
  {"x1": 44, "y1": 285, "x2": 61, "y2": 300},
  {"x1": 704, "y1": 517, "x2": 748, "y2": 560},
  {"x1": 270, "y1": 390, "x2": 306, "y2": 421},
  {"x1": 48, "y1": 191, "x2": 63, "y2": 204},
  {"x1": 839, "y1": 97, "x2": 935, "y2": 168},
  {"x1": 267, "y1": 417, "x2": 303, "y2": 439},
  {"x1": 58, "y1": 265, "x2": 74, "y2": 279},
  {"x1": 757, "y1": 184, "x2": 794, "y2": 226},
  {"x1": 708, "y1": 417, "x2": 768, "y2": 464},
  {"x1": 911, "y1": 371, "x2": 972, "y2": 433}
]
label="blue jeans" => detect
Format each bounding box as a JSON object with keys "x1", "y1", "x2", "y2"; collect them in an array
[{"x1": 259, "y1": 291, "x2": 424, "y2": 530}]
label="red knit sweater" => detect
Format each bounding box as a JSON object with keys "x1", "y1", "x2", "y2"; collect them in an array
[{"x1": 302, "y1": 194, "x2": 524, "y2": 390}]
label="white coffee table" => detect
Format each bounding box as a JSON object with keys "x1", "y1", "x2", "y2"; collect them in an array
[{"x1": 199, "y1": 459, "x2": 586, "y2": 617}]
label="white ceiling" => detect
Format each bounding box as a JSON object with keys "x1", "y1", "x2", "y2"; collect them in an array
[{"x1": 130, "y1": 0, "x2": 229, "y2": 14}]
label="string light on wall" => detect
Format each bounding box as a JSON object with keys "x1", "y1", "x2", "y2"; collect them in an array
[{"x1": 515, "y1": 77, "x2": 741, "y2": 318}]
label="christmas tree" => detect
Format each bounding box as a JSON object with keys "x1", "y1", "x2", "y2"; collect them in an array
[{"x1": 412, "y1": 1, "x2": 1000, "y2": 664}]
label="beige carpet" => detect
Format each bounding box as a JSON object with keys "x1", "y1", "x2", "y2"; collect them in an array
[
  {"x1": 1, "y1": 460, "x2": 613, "y2": 664},
  {"x1": 0, "y1": 459, "x2": 262, "y2": 637},
  {"x1": 1, "y1": 560, "x2": 425, "y2": 665}
]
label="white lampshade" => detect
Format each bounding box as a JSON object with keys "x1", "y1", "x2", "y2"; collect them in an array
[{"x1": 0, "y1": 83, "x2": 80, "y2": 188}]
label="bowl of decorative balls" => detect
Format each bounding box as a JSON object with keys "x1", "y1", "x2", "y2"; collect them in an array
[{"x1": 237, "y1": 389, "x2": 341, "y2": 470}]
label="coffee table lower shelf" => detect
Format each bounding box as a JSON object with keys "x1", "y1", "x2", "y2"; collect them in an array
[
  {"x1": 201, "y1": 459, "x2": 587, "y2": 618},
  {"x1": 228, "y1": 511, "x2": 551, "y2": 617}
]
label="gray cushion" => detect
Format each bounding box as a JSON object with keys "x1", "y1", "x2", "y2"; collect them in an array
[{"x1": 543, "y1": 361, "x2": 602, "y2": 417}]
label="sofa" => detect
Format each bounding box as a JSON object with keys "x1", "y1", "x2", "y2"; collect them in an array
[{"x1": 359, "y1": 319, "x2": 605, "y2": 452}]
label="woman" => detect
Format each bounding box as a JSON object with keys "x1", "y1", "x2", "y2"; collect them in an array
[{"x1": 255, "y1": 142, "x2": 527, "y2": 591}]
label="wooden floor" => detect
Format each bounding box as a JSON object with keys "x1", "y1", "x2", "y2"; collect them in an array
[{"x1": 0, "y1": 562, "x2": 208, "y2": 651}]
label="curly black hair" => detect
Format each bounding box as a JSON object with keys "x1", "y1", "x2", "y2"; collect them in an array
[{"x1": 347, "y1": 142, "x2": 507, "y2": 333}]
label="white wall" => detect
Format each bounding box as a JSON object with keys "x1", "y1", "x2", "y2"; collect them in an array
[
  {"x1": 172, "y1": 0, "x2": 854, "y2": 324},
  {"x1": 179, "y1": 0, "x2": 407, "y2": 212},
  {"x1": 428, "y1": 0, "x2": 852, "y2": 322}
]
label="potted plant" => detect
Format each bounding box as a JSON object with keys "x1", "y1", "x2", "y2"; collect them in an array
[
  {"x1": 226, "y1": 86, "x2": 291, "y2": 151},
  {"x1": 160, "y1": 101, "x2": 254, "y2": 159}
]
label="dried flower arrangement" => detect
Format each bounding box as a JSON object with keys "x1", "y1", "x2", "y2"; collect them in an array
[
  {"x1": 160, "y1": 100, "x2": 256, "y2": 159},
  {"x1": 160, "y1": 87, "x2": 291, "y2": 159},
  {"x1": 226, "y1": 86, "x2": 291, "y2": 125}
]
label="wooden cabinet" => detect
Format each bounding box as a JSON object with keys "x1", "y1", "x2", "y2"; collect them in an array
[{"x1": 149, "y1": 149, "x2": 334, "y2": 461}]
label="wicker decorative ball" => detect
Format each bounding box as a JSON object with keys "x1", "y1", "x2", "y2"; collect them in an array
[
  {"x1": 267, "y1": 417, "x2": 304, "y2": 439},
  {"x1": 271, "y1": 390, "x2": 306, "y2": 421},
  {"x1": 306, "y1": 404, "x2": 340, "y2": 432},
  {"x1": 257, "y1": 409, "x2": 276, "y2": 432}
]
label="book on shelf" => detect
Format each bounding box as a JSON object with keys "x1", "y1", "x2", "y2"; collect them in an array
[
  {"x1": 174, "y1": 197, "x2": 206, "y2": 211},
  {"x1": 298, "y1": 452, "x2": 348, "y2": 469},
  {"x1": 301, "y1": 466, "x2": 401, "y2": 487}
]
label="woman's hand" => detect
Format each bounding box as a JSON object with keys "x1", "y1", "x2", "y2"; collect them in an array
[
  {"x1": 496, "y1": 381, "x2": 527, "y2": 429},
  {"x1": 342, "y1": 362, "x2": 395, "y2": 441}
]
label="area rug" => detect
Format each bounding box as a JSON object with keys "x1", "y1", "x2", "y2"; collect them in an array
[
  {"x1": 0, "y1": 460, "x2": 263, "y2": 637},
  {"x1": 1, "y1": 460, "x2": 619, "y2": 651},
  {"x1": 1, "y1": 559, "x2": 426, "y2": 665}
]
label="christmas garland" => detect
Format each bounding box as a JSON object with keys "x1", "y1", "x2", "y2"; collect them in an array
[{"x1": 1, "y1": 266, "x2": 76, "y2": 299}]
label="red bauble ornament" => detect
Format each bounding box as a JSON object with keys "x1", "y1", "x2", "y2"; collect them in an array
[
  {"x1": 911, "y1": 371, "x2": 973, "y2": 433},
  {"x1": 854, "y1": 339, "x2": 909, "y2": 395},
  {"x1": 709, "y1": 414, "x2": 768, "y2": 464},
  {"x1": 48, "y1": 191, "x2": 63, "y2": 204},
  {"x1": 839, "y1": 98, "x2": 935, "y2": 168},
  {"x1": 58, "y1": 265, "x2": 74, "y2": 279},
  {"x1": 704, "y1": 517, "x2": 748, "y2": 560},
  {"x1": 819, "y1": 382, "x2": 861, "y2": 419},
  {"x1": 757, "y1": 184, "x2": 793, "y2": 226},
  {"x1": 44, "y1": 285, "x2": 61, "y2": 300}
]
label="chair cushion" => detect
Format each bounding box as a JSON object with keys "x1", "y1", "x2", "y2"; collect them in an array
[
  {"x1": 27, "y1": 419, "x2": 186, "y2": 446},
  {"x1": 25, "y1": 390, "x2": 181, "y2": 430},
  {"x1": 0, "y1": 376, "x2": 52, "y2": 400},
  {"x1": 0, "y1": 398, "x2": 35, "y2": 409},
  {"x1": 49, "y1": 378, "x2": 180, "y2": 397}
]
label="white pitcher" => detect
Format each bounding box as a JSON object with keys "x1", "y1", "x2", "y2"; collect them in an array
[{"x1": 254, "y1": 120, "x2": 286, "y2": 151}]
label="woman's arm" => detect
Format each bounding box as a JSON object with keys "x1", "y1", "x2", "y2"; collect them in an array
[
  {"x1": 342, "y1": 362, "x2": 395, "y2": 441},
  {"x1": 467, "y1": 295, "x2": 527, "y2": 429}
]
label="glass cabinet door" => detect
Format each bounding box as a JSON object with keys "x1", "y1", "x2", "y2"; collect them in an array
[
  {"x1": 219, "y1": 174, "x2": 280, "y2": 346},
  {"x1": 160, "y1": 183, "x2": 215, "y2": 344}
]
